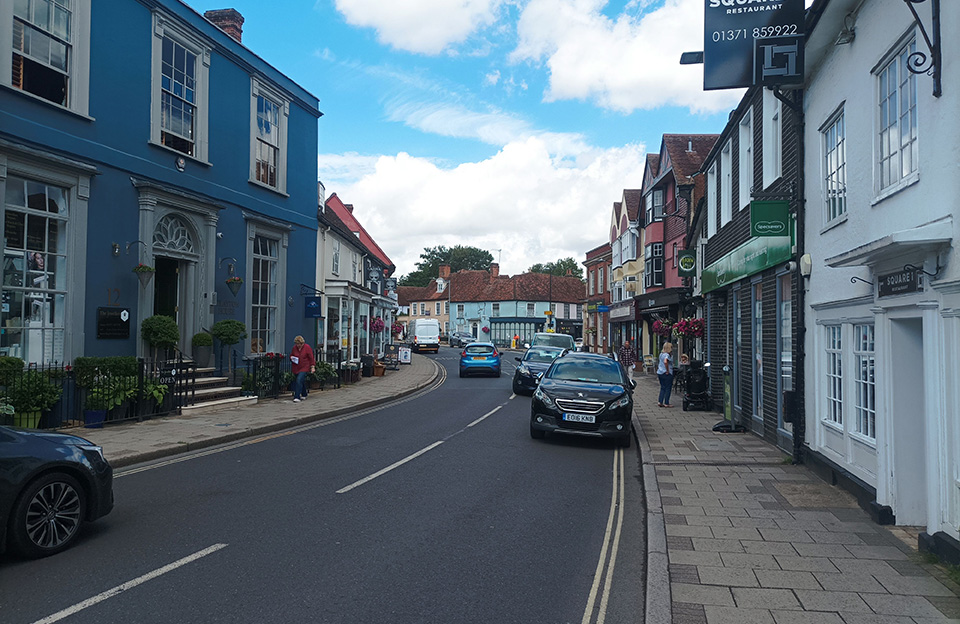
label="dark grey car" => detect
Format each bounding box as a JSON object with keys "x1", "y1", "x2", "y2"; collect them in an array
[{"x1": 0, "y1": 426, "x2": 114, "y2": 558}]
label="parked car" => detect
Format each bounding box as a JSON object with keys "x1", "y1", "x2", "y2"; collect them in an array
[
  {"x1": 0, "y1": 426, "x2": 114, "y2": 558},
  {"x1": 530, "y1": 352, "x2": 635, "y2": 447},
  {"x1": 459, "y1": 342, "x2": 501, "y2": 378},
  {"x1": 528, "y1": 332, "x2": 576, "y2": 351},
  {"x1": 574, "y1": 337, "x2": 584, "y2": 351},
  {"x1": 512, "y1": 346, "x2": 565, "y2": 395},
  {"x1": 449, "y1": 331, "x2": 476, "y2": 348}
]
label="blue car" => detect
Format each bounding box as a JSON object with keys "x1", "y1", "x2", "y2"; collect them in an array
[
  {"x1": 512, "y1": 346, "x2": 566, "y2": 395},
  {"x1": 459, "y1": 342, "x2": 501, "y2": 377}
]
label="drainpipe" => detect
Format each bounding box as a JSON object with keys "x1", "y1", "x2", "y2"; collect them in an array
[{"x1": 773, "y1": 85, "x2": 806, "y2": 464}]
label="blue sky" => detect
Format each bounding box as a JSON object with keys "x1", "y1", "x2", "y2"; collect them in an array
[{"x1": 193, "y1": 0, "x2": 750, "y2": 278}]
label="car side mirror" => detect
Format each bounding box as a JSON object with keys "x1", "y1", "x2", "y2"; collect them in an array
[
  {"x1": 515, "y1": 357, "x2": 521, "y2": 362},
  {"x1": 630, "y1": 379, "x2": 637, "y2": 389},
  {"x1": 535, "y1": 372, "x2": 543, "y2": 381}
]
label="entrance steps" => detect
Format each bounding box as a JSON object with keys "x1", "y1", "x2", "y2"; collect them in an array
[{"x1": 177, "y1": 365, "x2": 254, "y2": 413}]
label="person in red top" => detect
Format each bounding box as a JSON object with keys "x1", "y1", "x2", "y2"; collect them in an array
[{"x1": 290, "y1": 335, "x2": 315, "y2": 402}]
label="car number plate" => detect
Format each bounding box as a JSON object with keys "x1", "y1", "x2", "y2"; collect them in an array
[
  {"x1": 563, "y1": 413, "x2": 596, "y2": 424},
  {"x1": 472, "y1": 356, "x2": 486, "y2": 360}
]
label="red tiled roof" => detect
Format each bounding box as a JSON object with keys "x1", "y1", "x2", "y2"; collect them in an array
[
  {"x1": 449, "y1": 269, "x2": 583, "y2": 303},
  {"x1": 325, "y1": 193, "x2": 394, "y2": 273},
  {"x1": 662, "y1": 134, "x2": 719, "y2": 184},
  {"x1": 622, "y1": 189, "x2": 642, "y2": 222}
]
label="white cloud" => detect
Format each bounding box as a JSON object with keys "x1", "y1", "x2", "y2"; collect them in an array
[
  {"x1": 484, "y1": 70, "x2": 501, "y2": 86},
  {"x1": 333, "y1": 0, "x2": 505, "y2": 55},
  {"x1": 323, "y1": 137, "x2": 646, "y2": 277},
  {"x1": 511, "y1": 0, "x2": 744, "y2": 114}
]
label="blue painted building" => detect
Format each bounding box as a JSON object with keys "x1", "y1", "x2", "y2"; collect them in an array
[{"x1": 0, "y1": 2, "x2": 321, "y2": 363}]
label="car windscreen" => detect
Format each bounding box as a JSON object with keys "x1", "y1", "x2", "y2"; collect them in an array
[
  {"x1": 464, "y1": 345, "x2": 496, "y2": 355},
  {"x1": 534, "y1": 335, "x2": 575, "y2": 348},
  {"x1": 523, "y1": 349, "x2": 562, "y2": 363},
  {"x1": 547, "y1": 360, "x2": 622, "y2": 384}
]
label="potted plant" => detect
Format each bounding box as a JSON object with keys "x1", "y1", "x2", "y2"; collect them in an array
[
  {"x1": 132, "y1": 263, "x2": 156, "y2": 288},
  {"x1": 141, "y1": 315, "x2": 180, "y2": 363},
  {"x1": 192, "y1": 332, "x2": 214, "y2": 367},
  {"x1": 225, "y1": 275, "x2": 243, "y2": 296},
  {"x1": 308, "y1": 361, "x2": 337, "y2": 390},
  {"x1": 6, "y1": 369, "x2": 62, "y2": 428},
  {"x1": 211, "y1": 319, "x2": 247, "y2": 376},
  {"x1": 83, "y1": 376, "x2": 135, "y2": 428}
]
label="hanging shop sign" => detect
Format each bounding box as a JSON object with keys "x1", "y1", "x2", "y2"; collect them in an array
[
  {"x1": 701, "y1": 234, "x2": 792, "y2": 293},
  {"x1": 677, "y1": 250, "x2": 697, "y2": 277},
  {"x1": 703, "y1": 0, "x2": 805, "y2": 91},
  {"x1": 304, "y1": 296, "x2": 323, "y2": 318},
  {"x1": 878, "y1": 268, "x2": 922, "y2": 298},
  {"x1": 750, "y1": 200, "x2": 790, "y2": 237},
  {"x1": 754, "y1": 34, "x2": 804, "y2": 87}
]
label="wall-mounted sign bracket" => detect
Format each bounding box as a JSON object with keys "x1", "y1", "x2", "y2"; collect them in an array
[{"x1": 902, "y1": 0, "x2": 941, "y2": 97}]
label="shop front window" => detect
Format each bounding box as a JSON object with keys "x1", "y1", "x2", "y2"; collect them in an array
[{"x1": 2, "y1": 176, "x2": 68, "y2": 363}]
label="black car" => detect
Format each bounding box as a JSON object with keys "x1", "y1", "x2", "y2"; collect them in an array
[
  {"x1": 0, "y1": 426, "x2": 114, "y2": 558},
  {"x1": 512, "y1": 346, "x2": 566, "y2": 395},
  {"x1": 530, "y1": 352, "x2": 635, "y2": 447},
  {"x1": 449, "y1": 331, "x2": 476, "y2": 348}
]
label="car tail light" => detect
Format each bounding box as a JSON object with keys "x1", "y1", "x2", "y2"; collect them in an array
[{"x1": 461, "y1": 351, "x2": 466, "y2": 357}]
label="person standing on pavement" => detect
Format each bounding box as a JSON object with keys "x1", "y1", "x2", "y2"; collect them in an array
[
  {"x1": 289, "y1": 335, "x2": 315, "y2": 403},
  {"x1": 657, "y1": 342, "x2": 674, "y2": 407},
  {"x1": 617, "y1": 339, "x2": 637, "y2": 382}
]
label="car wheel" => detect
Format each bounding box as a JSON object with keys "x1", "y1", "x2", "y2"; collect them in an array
[
  {"x1": 495, "y1": 369, "x2": 501, "y2": 377},
  {"x1": 459, "y1": 370, "x2": 465, "y2": 378},
  {"x1": 618, "y1": 431, "x2": 632, "y2": 448},
  {"x1": 683, "y1": 401, "x2": 689, "y2": 411},
  {"x1": 530, "y1": 425, "x2": 545, "y2": 439},
  {"x1": 10, "y1": 472, "x2": 87, "y2": 558}
]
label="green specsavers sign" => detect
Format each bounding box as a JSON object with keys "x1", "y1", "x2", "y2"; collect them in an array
[
  {"x1": 751, "y1": 201, "x2": 790, "y2": 237},
  {"x1": 701, "y1": 234, "x2": 792, "y2": 293}
]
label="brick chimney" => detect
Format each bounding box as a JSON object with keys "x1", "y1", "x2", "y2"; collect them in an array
[
  {"x1": 204, "y1": 9, "x2": 244, "y2": 43},
  {"x1": 438, "y1": 264, "x2": 451, "y2": 280},
  {"x1": 490, "y1": 263, "x2": 499, "y2": 278},
  {"x1": 344, "y1": 203, "x2": 354, "y2": 214}
]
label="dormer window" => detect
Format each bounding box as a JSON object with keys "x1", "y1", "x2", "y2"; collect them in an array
[{"x1": 436, "y1": 277, "x2": 446, "y2": 293}]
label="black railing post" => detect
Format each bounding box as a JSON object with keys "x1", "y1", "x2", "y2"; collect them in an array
[{"x1": 136, "y1": 358, "x2": 146, "y2": 421}]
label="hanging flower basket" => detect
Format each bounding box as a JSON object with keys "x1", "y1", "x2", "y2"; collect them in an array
[
  {"x1": 481, "y1": 326, "x2": 489, "y2": 334},
  {"x1": 225, "y1": 276, "x2": 243, "y2": 296},
  {"x1": 672, "y1": 317, "x2": 705, "y2": 338},
  {"x1": 652, "y1": 319, "x2": 673, "y2": 337},
  {"x1": 133, "y1": 263, "x2": 155, "y2": 288},
  {"x1": 370, "y1": 317, "x2": 385, "y2": 334}
]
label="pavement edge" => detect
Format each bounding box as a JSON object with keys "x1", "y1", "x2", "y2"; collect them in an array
[
  {"x1": 634, "y1": 410, "x2": 672, "y2": 624},
  {"x1": 110, "y1": 359, "x2": 443, "y2": 469}
]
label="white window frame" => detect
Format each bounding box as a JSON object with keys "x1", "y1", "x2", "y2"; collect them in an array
[
  {"x1": 824, "y1": 325, "x2": 843, "y2": 427},
  {"x1": 444, "y1": 301, "x2": 449, "y2": 315},
  {"x1": 853, "y1": 324, "x2": 876, "y2": 440},
  {"x1": 526, "y1": 302, "x2": 535, "y2": 316},
  {"x1": 707, "y1": 163, "x2": 717, "y2": 238},
  {"x1": 822, "y1": 107, "x2": 847, "y2": 225},
  {"x1": 435, "y1": 301, "x2": 441, "y2": 315},
  {"x1": 150, "y1": 12, "x2": 210, "y2": 163},
  {"x1": 245, "y1": 220, "x2": 288, "y2": 355},
  {"x1": 644, "y1": 243, "x2": 663, "y2": 289},
  {"x1": 589, "y1": 270, "x2": 595, "y2": 295},
  {"x1": 721, "y1": 140, "x2": 732, "y2": 226},
  {"x1": 491, "y1": 302, "x2": 499, "y2": 317},
  {"x1": 456, "y1": 303, "x2": 464, "y2": 318},
  {"x1": 249, "y1": 78, "x2": 289, "y2": 194},
  {"x1": 738, "y1": 109, "x2": 753, "y2": 210},
  {"x1": 1, "y1": 0, "x2": 91, "y2": 116},
  {"x1": 331, "y1": 239, "x2": 340, "y2": 275},
  {"x1": 597, "y1": 267, "x2": 604, "y2": 293},
  {"x1": 762, "y1": 88, "x2": 782, "y2": 187},
  {"x1": 419, "y1": 303, "x2": 425, "y2": 315},
  {"x1": 875, "y1": 35, "x2": 918, "y2": 194}
]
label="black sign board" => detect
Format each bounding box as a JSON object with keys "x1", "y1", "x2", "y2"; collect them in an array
[
  {"x1": 304, "y1": 296, "x2": 323, "y2": 318},
  {"x1": 878, "y1": 268, "x2": 922, "y2": 297},
  {"x1": 754, "y1": 34, "x2": 804, "y2": 86},
  {"x1": 678, "y1": 250, "x2": 697, "y2": 277},
  {"x1": 97, "y1": 307, "x2": 131, "y2": 339},
  {"x1": 703, "y1": 0, "x2": 804, "y2": 90}
]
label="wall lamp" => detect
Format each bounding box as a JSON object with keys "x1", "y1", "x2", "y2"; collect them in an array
[{"x1": 835, "y1": 13, "x2": 856, "y2": 45}]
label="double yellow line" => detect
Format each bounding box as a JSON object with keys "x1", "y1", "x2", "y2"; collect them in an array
[{"x1": 582, "y1": 447, "x2": 625, "y2": 624}]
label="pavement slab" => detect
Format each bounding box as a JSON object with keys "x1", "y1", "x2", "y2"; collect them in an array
[{"x1": 631, "y1": 373, "x2": 960, "y2": 624}]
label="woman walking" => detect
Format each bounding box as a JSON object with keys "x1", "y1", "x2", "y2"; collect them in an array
[
  {"x1": 657, "y1": 342, "x2": 674, "y2": 407},
  {"x1": 289, "y1": 335, "x2": 315, "y2": 403}
]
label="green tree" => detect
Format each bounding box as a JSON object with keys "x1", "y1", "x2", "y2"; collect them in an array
[
  {"x1": 399, "y1": 245, "x2": 494, "y2": 287},
  {"x1": 527, "y1": 257, "x2": 584, "y2": 280}
]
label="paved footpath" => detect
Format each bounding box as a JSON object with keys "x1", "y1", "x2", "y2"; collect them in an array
[
  {"x1": 631, "y1": 373, "x2": 960, "y2": 624},
  {"x1": 71, "y1": 354, "x2": 440, "y2": 468}
]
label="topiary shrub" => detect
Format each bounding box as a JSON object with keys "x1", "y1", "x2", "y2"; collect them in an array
[
  {"x1": 191, "y1": 332, "x2": 213, "y2": 347},
  {"x1": 211, "y1": 320, "x2": 247, "y2": 347},
  {"x1": 141, "y1": 315, "x2": 180, "y2": 363}
]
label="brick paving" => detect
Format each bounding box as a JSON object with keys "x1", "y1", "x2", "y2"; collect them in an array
[{"x1": 632, "y1": 372, "x2": 960, "y2": 624}]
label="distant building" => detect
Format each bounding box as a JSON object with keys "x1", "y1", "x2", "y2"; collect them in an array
[{"x1": 583, "y1": 243, "x2": 612, "y2": 353}]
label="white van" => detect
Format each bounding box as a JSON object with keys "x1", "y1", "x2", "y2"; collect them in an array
[{"x1": 409, "y1": 318, "x2": 441, "y2": 353}]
